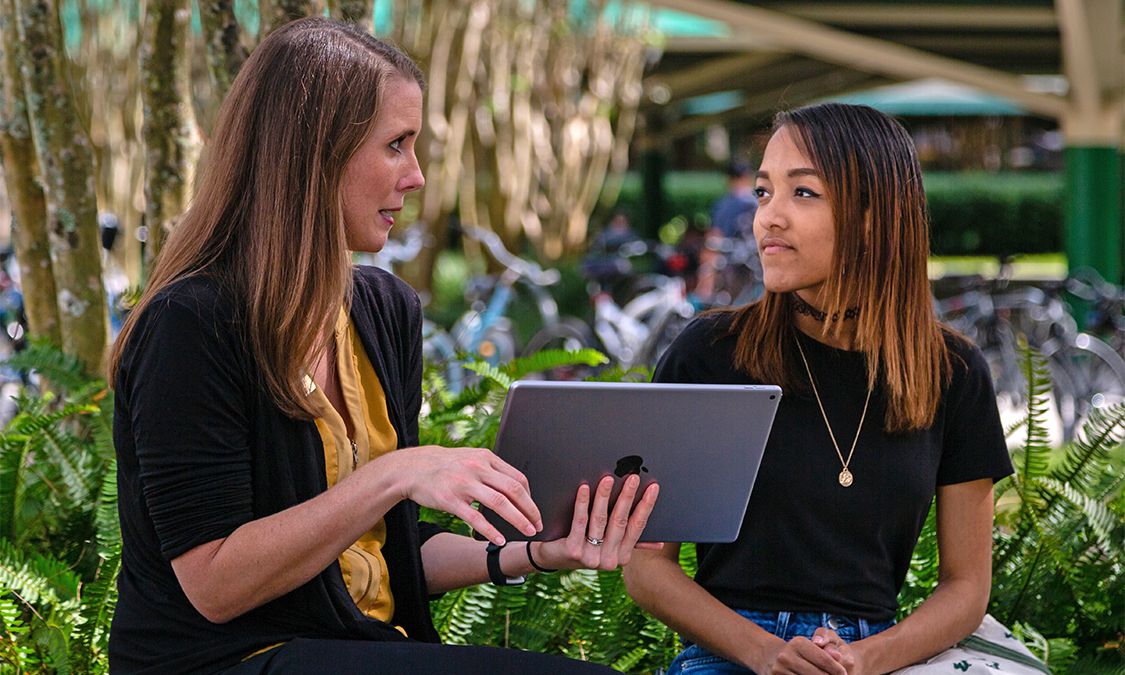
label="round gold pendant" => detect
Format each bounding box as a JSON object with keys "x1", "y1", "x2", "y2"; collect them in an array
[{"x1": 839, "y1": 469, "x2": 853, "y2": 487}]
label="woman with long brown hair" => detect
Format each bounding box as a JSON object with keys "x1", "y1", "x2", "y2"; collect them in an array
[
  {"x1": 624, "y1": 103, "x2": 1012, "y2": 675},
  {"x1": 109, "y1": 17, "x2": 656, "y2": 675}
]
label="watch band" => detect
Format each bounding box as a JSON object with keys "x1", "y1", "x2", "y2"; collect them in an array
[{"x1": 486, "y1": 542, "x2": 526, "y2": 586}]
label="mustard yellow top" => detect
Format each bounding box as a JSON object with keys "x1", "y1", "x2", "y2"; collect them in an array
[{"x1": 307, "y1": 308, "x2": 399, "y2": 623}]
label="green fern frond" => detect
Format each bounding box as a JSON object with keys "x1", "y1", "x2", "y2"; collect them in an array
[
  {"x1": 423, "y1": 410, "x2": 477, "y2": 428},
  {"x1": 0, "y1": 539, "x2": 82, "y2": 608},
  {"x1": 611, "y1": 646, "x2": 647, "y2": 672},
  {"x1": 1004, "y1": 414, "x2": 1030, "y2": 439},
  {"x1": 463, "y1": 362, "x2": 513, "y2": 389},
  {"x1": 432, "y1": 385, "x2": 492, "y2": 415},
  {"x1": 0, "y1": 595, "x2": 37, "y2": 672},
  {"x1": 584, "y1": 365, "x2": 653, "y2": 383},
  {"x1": 31, "y1": 412, "x2": 100, "y2": 506},
  {"x1": 94, "y1": 459, "x2": 121, "y2": 555},
  {"x1": 70, "y1": 551, "x2": 120, "y2": 675},
  {"x1": 1054, "y1": 403, "x2": 1125, "y2": 493},
  {"x1": 1034, "y1": 477, "x2": 1124, "y2": 560},
  {"x1": 899, "y1": 501, "x2": 940, "y2": 617},
  {"x1": 3, "y1": 339, "x2": 96, "y2": 391},
  {"x1": 1020, "y1": 342, "x2": 1054, "y2": 481},
  {"x1": 0, "y1": 428, "x2": 35, "y2": 545},
  {"x1": 505, "y1": 349, "x2": 608, "y2": 380}
]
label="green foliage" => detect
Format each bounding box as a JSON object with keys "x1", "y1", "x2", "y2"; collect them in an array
[
  {"x1": 900, "y1": 344, "x2": 1125, "y2": 674},
  {"x1": 0, "y1": 342, "x2": 120, "y2": 674},
  {"x1": 2, "y1": 338, "x2": 1120, "y2": 675}
]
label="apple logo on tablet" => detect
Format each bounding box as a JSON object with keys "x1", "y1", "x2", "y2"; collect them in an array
[{"x1": 614, "y1": 455, "x2": 648, "y2": 477}]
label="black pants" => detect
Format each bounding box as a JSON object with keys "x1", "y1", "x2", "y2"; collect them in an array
[{"x1": 218, "y1": 638, "x2": 617, "y2": 674}]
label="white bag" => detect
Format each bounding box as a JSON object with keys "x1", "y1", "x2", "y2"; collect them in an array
[{"x1": 893, "y1": 615, "x2": 1051, "y2": 675}]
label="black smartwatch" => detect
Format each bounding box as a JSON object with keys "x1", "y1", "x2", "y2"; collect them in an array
[{"x1": 486, "y1": 542, "x2": 526, "y2": 587}]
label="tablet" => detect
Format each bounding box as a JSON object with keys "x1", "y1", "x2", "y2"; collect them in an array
[{"x1": 480, "y1": 381, "x2": 781, "y2": 543}]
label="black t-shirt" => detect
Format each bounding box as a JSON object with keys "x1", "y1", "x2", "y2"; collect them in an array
[{"x1": 653, "y1": 312, "x2": 1013, "y2": 622}]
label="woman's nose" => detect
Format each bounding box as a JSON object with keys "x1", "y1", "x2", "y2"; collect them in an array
[
  {"x1": 754, "y1": 198, "x2": 782, "y2": 231},
  {"x1": 400, "y1": 155, "x2": 425, "y2": 193}
]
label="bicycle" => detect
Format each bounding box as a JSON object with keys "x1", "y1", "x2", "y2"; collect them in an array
[
  {"x1": 697, "y1": 234, "x2": 763, "y2": 308},
  {"x1": 935, "y1": 272, "x2": 1125, "y2": 442},
  {"x1": 582, "y1": 240, "x2": 696, "y2": 370},
  {"x1": 450, "y1": 225, "x2": 596, "y2": 380}
]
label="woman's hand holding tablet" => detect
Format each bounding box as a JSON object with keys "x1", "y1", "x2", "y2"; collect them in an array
[{"x1": 534, "y1": 474, "x2": 662, "y2": 571}]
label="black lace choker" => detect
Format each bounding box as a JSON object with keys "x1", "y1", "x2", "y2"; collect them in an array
[{"x1": 792, "y1": 295, "x2": 860, "y2": 322}]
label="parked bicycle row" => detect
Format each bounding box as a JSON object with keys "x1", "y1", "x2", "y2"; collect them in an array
[
  {"x1": 383, "y1": 222, "x2": 703, "y2": 393},
  {"x1": 933, "y1": 267, "x2": 1125, "y2": 442}
]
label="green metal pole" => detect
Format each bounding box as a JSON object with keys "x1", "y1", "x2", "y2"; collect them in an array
[{"x1": 1064, "y1": 145, "x2": 1124, "y2": 284}]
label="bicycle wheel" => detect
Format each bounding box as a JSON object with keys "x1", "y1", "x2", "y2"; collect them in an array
[
  {"x1": 637, "y1": 311, "x2": 693, "y2": 368},
  {"x1": 1042, "y1": 333, "x2": 1125, "y2": 441},
  {"x1": 522, "y1": 318, "x2": 601, "y2": 381}
]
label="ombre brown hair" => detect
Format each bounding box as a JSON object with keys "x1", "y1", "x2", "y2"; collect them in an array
[
  {"x1": 109, "y1": 17, "x2": 424, "y2": 419},
  {"x1": 726, "y1": 103, "x2": 953, "y2": 433}
]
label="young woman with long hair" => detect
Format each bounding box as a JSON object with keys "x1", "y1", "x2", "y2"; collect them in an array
[
  {"x1": 109, "y1": 17, "x2": 657, "y2": 675},
  {"x1": 624, "y1": 103, "x2": 1012, "y2": 675}
]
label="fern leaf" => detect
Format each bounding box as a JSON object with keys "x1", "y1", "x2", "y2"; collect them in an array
[
  {"x1": 0, "y1": 538, "x2": 82, "y2": 608},
  {"x1": 1054, "y1": 403, "x2": 1125, "y2": 493},
  {"x1": 2, "y1": 339, "x2": 93, "y2": 392},
  {"x1": 432, "y1": 384, "x2": 491, "y2": 415},
  {"x1": 584, "y1": 365, "x2": 653, "y2": 383},
  {"x1": 0, "y1": 595, "x2": 37, "y2": 672},
  {"x1": 31, "y1": 411, "x2": 99, "y2": 506},
  {"x1": 1034, "y1": 476, "x2": 1124, "y2": 560},
  {"x1": 506, "y1": 349, "x2": 608, "y2": 380},
  {"x1": 1020, "y1": 343, "x2": 1054, "y2": 482},
  {"x1": 70, "y1": 551, "x2": 120, "y2": 675},
  {"x1": 1004, "y1": 414, "x2": 1030, "y2": 439},
  {"x1": 463, "y1": 362, "x2": 513, "y2": 389},
  {"x1": 0, "y1": 429, "x2": 35, "y2": 544},
  {"x1": 94, "y1": 459, "x2": 121, "y2": 555}
]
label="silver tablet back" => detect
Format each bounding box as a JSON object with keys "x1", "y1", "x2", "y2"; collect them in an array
[{"x1": 481, "y1": 381, "x2": 781, "y2": 543}]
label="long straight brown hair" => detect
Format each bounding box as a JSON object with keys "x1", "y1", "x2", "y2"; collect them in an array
[
  {"x1": 109, "y1": 17, "x2": 424, "y2": 419},
  {"x1": 727, "y1": 103, "x2": 951, "y2": 433}
]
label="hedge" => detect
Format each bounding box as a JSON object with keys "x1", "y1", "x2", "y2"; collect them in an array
[{"x1": 604, "y1": 171, "x2": 1063, "y2": 257}]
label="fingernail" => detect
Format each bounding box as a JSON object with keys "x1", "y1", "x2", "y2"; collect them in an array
[
  {"x1": 496, "y1": 536, "x2": 506, "y2": 546},
  {"x1": 524, "y1": 524, "x2": 537, "y2": 536}
]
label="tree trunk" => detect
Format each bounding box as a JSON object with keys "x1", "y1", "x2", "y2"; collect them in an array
[
  {"x1": 0, "y1": 0, "x2": 61, "y2": 346},
  {"x1": 198, "y1": 0, "x2": 247, "y2": 101},
  {"x1": 339, "y1": 0, "x2": 372, "y2": 33},
  {"x1": 260, "y1": 0, "x2": 316, "y2": 39},
  {"x1": 140, "y1": 0, "x2": 200, "y2": 262},
  {"x1": 14, "y1": 0, "x2": 107, "y2": 374}
]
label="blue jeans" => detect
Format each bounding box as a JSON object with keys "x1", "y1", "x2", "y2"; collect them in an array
[{"x1": 666, "y1": 611, "x2": 895, "y2": 675}]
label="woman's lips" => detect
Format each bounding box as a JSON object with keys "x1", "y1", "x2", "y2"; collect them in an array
[{"x1": 760, "y1": 238, "x2": 792, "y2": 254}]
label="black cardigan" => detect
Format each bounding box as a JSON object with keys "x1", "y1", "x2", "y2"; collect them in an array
[{"x1": 110, "y1": 267, "x2": 443, "y2": 675}]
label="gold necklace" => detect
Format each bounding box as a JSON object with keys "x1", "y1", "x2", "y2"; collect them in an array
[{"x1": 794, "y1": 336, "x2": 872, "y2": 487}]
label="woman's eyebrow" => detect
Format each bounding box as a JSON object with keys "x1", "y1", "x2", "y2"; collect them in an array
[{"x1": 755, "y1": 167, "x2": 819, "y2": 180}]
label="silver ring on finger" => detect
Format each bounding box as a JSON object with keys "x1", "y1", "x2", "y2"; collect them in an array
[{"x1": 586, "y1": 536, "x2": 604, "y2": 546}]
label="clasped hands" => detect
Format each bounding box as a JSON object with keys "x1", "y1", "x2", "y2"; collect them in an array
[
  {"x1": 391, "y1": 445, "x2": 661, "y2": 571},
  {"x1": 762, "y1": 627, "x2": 864, "y2": 675}
]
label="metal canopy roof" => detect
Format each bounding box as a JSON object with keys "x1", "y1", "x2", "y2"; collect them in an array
[{"x1": 639, "y1": 0, "x2": 1123, "y2": 145}]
